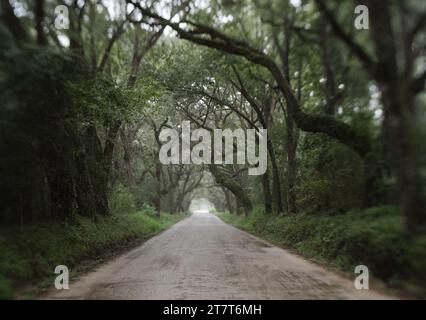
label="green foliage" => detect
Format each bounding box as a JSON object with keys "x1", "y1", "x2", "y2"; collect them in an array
[
  {"x1": 297, "y1": 135, "x2": 364, "y2": 212},
  {"x1": 0, "y1": 46, "x2": 84, "y2": 222},
  {"x1": 109, "y1": 183, "x2": 137, "y2": 215},
  {"x1": 1, "y1": 0, "x2": 424, "y2": 301},
  {"x1": 141, "y1": 203, "x2": 157, "y2": 217},
  {"x1": 71, "y1": 77, "x2": 127, "y2": 125},
  {"x1": 71, "y1": 75, "x2": 161, "y2": 126},
  {"x1": 0, "y1": 210, "x2": 189, "y2": 299},
  {"x1": 219, "y1": 206, "x2": 426, "y2": 297}
]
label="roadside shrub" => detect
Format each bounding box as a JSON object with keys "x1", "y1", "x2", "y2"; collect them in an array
[
  {"x1": 0, "y1": 210, "x2": 188, "y2": 299},
  {"x1": 218, "y1": 206, "x2": 426, "y2": 297},
  {"x1": 141, "y1": 203, "x2": 156, "y2": 217},
  {"x1": 109, "y1": 183, "x2": 136, "y2": 215}
]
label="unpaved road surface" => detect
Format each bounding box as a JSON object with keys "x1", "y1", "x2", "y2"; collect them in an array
[{"x1": 46, "y1": 211, "x2": 392, "y2": 299}]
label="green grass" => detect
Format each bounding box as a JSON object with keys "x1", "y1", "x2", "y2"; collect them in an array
[
  {"x1": 0, "y1": 210, "x2": 189, "y2": 299},
  {"x1": 218, "y1": 206, "x2": 426, "y2": 298}
]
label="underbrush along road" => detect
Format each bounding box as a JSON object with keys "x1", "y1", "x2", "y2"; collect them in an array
[{"x1": 46, "y1": 211, "x2": 392, "y2": 299}]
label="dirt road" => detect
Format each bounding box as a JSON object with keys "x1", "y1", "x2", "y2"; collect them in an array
[{"x1": 46, "y1": 211, "x2": 392, "y2": 299}]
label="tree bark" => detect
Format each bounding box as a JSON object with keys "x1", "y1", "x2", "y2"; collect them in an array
[
  {"x1": 267, "y1": 138, "x2": 284, "y2": 213},
  {"x1": 223, "y1": 187, "x2": 234, "y2": 214},
  {"x1": 285, "y1": 111, "x2": 298, "y2": 213},
  {"x1": 209, "y1": 165, "x2": 252, "y2": 214},
  {"x1": 35, "y1": 0, "x2": 47, "y2": 46},
  {"x1": 261, "y1": 168, "x2": 272, "y2": 214},
  {"x1": 82, "y1": 126, "x2": 110, "y2": 215},
  {"x1": 154, "y1": 151, "x2": 161, "y2": 217},
  {"x1": 317, "y1": 0, "x2": 426, "y2": 232}
]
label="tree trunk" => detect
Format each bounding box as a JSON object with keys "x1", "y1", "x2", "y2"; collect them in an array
[
  {"x1": 261, "y1": 167, "x2": 272, "y2": 214},
  {"x1": 286, "y1": 115, "x2": 298, "y2": 213},
  {"x1": 382, "y1": 88, "x2": 425, "y2": 233},
  {"x1": 154, "y1": 154, "x2": 161, "y2": 217},
  {"x1": 315, "y1": 0, "x2": 426, "y2": 232},
  {"x1": 119, "y1": 126, "x2": 136, "y2": 186},
  {"x1": 35, "y1": 0, "x2": 47, "y2": 46},
  {"x1": 209, "y1": 165, "x2": 252, "y2": 214},
  {"x1": 236, "y1": 200, "x2": 242, "y2": 216},
  {"x1": 82, "y1": 126, "x2": 110, "y2": 215},
  {"x1": 267, "y1": 137, "x2": 284, "y2": 213},
  {"x1": 223, "y1": 187, "x2": 233, "y2": 214},
  {"x1": 368, "y1": 0, "x2": 425, "y2": 233},
  {"x1": 67, "y1": 123, "x2": 98, "y2": 217}
]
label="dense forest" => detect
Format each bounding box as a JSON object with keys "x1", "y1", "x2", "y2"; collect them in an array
[{"x1": 0, "y1": 0, "x2": 425, "y2": 298}]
